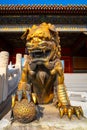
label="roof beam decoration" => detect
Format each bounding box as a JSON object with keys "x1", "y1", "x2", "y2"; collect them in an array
[{"x1": 0, "y1": 25, "x2": 87, "y2": 32}]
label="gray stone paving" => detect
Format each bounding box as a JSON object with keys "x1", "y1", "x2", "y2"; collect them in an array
[{"x1": 0, "y1": 104, "x2": 87, "y2": 130}]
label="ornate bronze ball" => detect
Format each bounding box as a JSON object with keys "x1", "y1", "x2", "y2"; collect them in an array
[{"x1": 13, "y1": 99, "x2": 36, "y2": 123}]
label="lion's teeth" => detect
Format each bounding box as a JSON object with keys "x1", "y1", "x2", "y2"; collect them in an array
[
  {"x1": 32, "y1": 50, "x2": 42, "y2": 53},
  {"x1": 43, "y1": 50, "x2": 46, "y2": 53}
]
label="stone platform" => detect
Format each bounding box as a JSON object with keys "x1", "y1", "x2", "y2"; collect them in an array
[{"x1": 0, "y1": 102, "x2": 87, "y2": 130}]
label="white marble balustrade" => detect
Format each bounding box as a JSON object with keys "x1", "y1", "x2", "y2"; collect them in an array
[
  {"x1": 65, "y1": 73, "x2": 87, "y2": 102},
  {"x1": 8, "y1": 68, "x2": 20, "y2": 96},
  {"x1": 0, "y1": 51, "x2": 22, "y2": 104}
]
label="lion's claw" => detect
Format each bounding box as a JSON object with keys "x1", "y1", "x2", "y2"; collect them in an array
[
  {"x1": 17, "y1": 90, "x2": 31, "y2": 103},
  {"x1": 59, "y1": 108, "x2": 64, "y2": 118},
  {"x1": 74, "y1": 107, "x2": 80, "y2": 119},
  {"x1": 58, "y1": 104, "x2": 84, "y2": 119},
  {"x1": 26, "y1": 91, "x2": 31, "y2": 103},
  {"x1": 17, "y1": 90, "x2": 22, "y2": 101},
  {"x1": 78, "y1": 106, "x2": 84, "y2": 116},
  {"x1": 68, "y1": 108, "x2": 72, "y2": 119}
]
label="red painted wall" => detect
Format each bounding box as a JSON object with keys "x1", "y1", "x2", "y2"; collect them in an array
[
  {"x1": 61, "y1": 56, "x2": 73, "y2": 73},
  {"x1": 9, "y1": 48, "x2": 25, "y2": 64},
  {"x1": 61, "y1": 47, "x2": 72, "y2": 56},
  {"x1": 61, "y1": 47, "x2": 73, "y2": 73}
]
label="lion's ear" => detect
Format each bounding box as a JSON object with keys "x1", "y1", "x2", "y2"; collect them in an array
[
  {"x1": 49, "y1": 27, "x2": 60, "y2": 45},
  {"x1": 49, "y1": 26, "x2": 59, "y2": 36},
  {"x1": 49, "y1": 28, "x2": 59, "y2": 39},
  {"x1": 21, "y1": 29, "x2": 30, "y2": 40}
]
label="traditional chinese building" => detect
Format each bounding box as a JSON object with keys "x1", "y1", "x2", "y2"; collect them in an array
[{"x1": 0, "y1": 5, "x2": 87, "y2": 73}]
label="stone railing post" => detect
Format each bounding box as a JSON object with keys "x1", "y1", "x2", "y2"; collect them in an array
[
  {"x1": 0, "y1": 51, "x2": 9, "y2": 102},
  {"x1": 23, "y1": 54, "x2": 28, "y2": 66},
  {"x1": 15, "y1": 53, "x2": 22, "y2": 80},
  {"x1": 0, "y1": 75, "x2": 4, "y2": 104}
]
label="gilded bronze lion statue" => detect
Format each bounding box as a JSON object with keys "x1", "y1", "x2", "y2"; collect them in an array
[{"x1": 11, "y1": 23, "x2": 83, "y2": 122}]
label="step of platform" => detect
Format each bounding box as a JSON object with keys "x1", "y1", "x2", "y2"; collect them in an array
[{"x1": 0, "y1": 102, "x2": 87, "y2": 130}]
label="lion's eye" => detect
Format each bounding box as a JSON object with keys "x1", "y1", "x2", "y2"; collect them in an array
[
  {"x1": 39, "y1": 42, "x2": 47, "y2": 46},
  {"x1": 26, "y1": 42, "x2": 34, "y2": 48}
]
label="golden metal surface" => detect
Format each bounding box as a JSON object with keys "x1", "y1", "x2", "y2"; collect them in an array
[
  {"x1": 11, "y1": 95, "x2": 15, "y2": 108},
  {"x1": 12, "y1": 23, "x2": 84, "y2": 122},
  {"x1": 32, "y1": 93, "x2": 37, "y2": 104},
  {"x1": 13, "y1": 99, "x2": 36, "y2": 123}
]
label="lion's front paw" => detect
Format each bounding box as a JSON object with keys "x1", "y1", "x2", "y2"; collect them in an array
[{"x1": 58, "y1": 103, "x2": 83, "y2": 119}]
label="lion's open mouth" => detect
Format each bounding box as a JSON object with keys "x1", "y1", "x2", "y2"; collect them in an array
[{"x1": 30, "y1": 49, "x2": 51, "y2": 58}]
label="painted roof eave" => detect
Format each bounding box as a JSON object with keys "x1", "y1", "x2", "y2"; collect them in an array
[{"x1": 0, "y1": 5, "x2": 87, "y2": 15}]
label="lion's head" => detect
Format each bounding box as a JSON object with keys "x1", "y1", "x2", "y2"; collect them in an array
[{"x1": 21, "y1": 23, "x2": 61, "y2": 62}]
